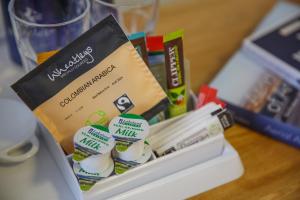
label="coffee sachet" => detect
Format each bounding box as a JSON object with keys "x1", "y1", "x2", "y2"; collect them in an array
[{"x1": 12, "y1": 15, "x2": 168, "y2": 154}]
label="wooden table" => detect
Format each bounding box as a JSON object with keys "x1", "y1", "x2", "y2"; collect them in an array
[{"x1": 156, "y1": 0, "x2": 300, "y2": 199}]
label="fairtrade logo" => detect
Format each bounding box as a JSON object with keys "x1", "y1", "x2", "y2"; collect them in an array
[{"x1": 113, "y1": 94, "x2": 134, "y2": 113}]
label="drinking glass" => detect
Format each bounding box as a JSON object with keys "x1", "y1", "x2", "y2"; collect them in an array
[
  {"x1": 9, "y1": 0, "x2": 90, "y2": 71},
  {"x1": 90, "y1": 0, "x2": 159, "y2": 34}
]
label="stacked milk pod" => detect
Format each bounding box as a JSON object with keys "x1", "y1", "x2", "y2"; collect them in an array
[
  {"x1": 72, "y1": 125, "x2": 115, "y2": 191},
  {"x1": 109, "y1": 114, "x2": 152, "y2": 175},
  {"x1": 71, "y1": 114, "x2": 153, "y2": 191}
]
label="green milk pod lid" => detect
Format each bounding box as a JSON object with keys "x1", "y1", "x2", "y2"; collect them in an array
[
  {"x1": 109, "y1": 114, "x2": 150, "y2": 152},
  {"x1": 73, "y1": 125, "x2": 115, "y2": 162}
]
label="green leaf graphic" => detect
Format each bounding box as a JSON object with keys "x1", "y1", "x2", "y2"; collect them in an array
[
  {"x1": 181, "y1": 89, "x2": 185, "y2": 95},
  {"x1": 170, "y1": 92, "x2": 178, "y2": 99}
]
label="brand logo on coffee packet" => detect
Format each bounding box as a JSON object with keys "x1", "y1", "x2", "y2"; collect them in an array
[
  {"x1": 168, "y1": 46, "x2": 182, "y2": 87},
  {"x1": 47, "y1": 46, "x2": 95, "y2": 82},
  {"x1": 113, "y1": 94, "x2": 134, "y2": 113}
]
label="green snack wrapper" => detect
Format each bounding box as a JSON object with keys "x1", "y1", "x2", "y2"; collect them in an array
[{"x1": 163, "y1": 30, "x2": 187, "y2": 118}]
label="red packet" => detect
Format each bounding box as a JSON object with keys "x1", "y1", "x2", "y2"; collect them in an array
[{"x1": 197, "y1": 85, "x2": 226, "y2": 108}]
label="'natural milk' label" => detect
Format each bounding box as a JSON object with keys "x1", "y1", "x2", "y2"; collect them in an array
[
  {"x1": 73, "y1": 125, "x2": 115, "y2": 162},
  {"x1": 109, "y1": 114, "x2": 149, "y2": 152}
]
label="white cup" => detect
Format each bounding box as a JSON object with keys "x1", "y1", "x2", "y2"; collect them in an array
[{"x1": 0, "y1": 98, "x2": 39, "y2": 163}]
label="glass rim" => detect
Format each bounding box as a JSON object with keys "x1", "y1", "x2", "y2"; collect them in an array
[
  {"x1": 93, "y1": 0, "x2": 157, "y2": 8},
  {"x1": 8, "y1": 0, "x2": 90, "y2": 28}
]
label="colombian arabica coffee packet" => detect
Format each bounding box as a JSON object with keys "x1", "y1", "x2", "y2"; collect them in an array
[{"x1": 12, "y1": 15, "x2": 168, "y2": 154}]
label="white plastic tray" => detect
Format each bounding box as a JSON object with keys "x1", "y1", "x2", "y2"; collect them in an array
[
  {"x1": 40, "y1": 118, "x2": 243, "y2": 200},
  {"x1": 0, "y1": 80, "x2": 243, "y2": 200},
  {"x1": 107, "y1": 141, "x2": 243, "y2": 200}
]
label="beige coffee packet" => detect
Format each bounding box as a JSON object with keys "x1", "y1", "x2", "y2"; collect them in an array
[{"x1": 12, "y1": 15, "x2": 168, "y2": 154}]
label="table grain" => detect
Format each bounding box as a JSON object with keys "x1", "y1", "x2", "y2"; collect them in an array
[{"x1": 156, "y1": 0, "x2": 300, "y2": 199}]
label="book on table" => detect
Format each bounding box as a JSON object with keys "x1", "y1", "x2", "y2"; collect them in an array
[
  {"x1": 243, "y1": 11, "x2": 300, "y2": 90},
  {"x1": 210, "y1": 1, "x2": 300, "y2": 148}
]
